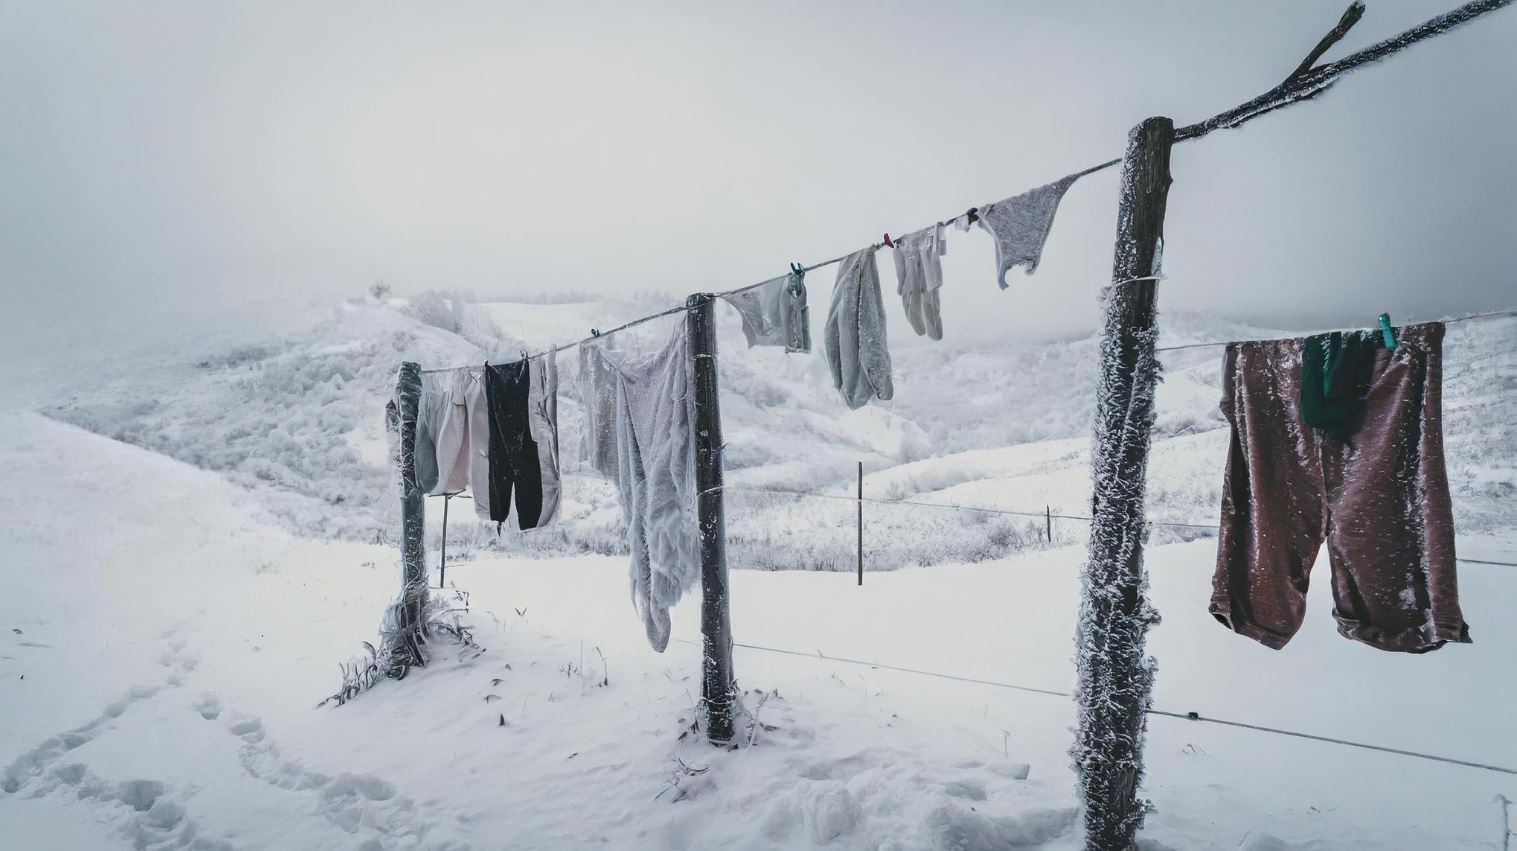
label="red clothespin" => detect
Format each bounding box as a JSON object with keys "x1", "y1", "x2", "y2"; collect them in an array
[{"x1": 882, "y1": 232, "x2": 895, "y2": 248}]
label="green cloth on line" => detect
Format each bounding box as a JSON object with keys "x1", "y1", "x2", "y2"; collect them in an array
[{"x1": 1299, "y1": 330, "x2": 1382, "y2": 441}]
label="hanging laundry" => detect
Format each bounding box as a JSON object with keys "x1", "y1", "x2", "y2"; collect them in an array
[
  {"x1": 720, "y1": 269, "x2": 812, "y2": 353},
  {"x1": 464, "y1": 366, "x2": 493, "y2": 521},
  {"x1": 577, "y1": 344, "x2": 621, "y2": 478},
  {"x1": 415, "y1": 370, "x2": 471, "y2": 495},
  {"x1": 1299, "y1": 329, "x2": 1381, "y2": 441},
  {"x1": 1210, "y1": 321, "x2": 1469, "y2": 653},
  {"x1": 824, "y1": 246, "x2": 894, "y2": 410},
  {"x1": 483, "y1": 359, "x2": 547, "y2": 531},
  {"x1": 891, "y1": 224, "x2": 946, "y2": 340},
  {"x1": 610, "y1": 327, "x2": 699, "y2": 652},
  {"x1": 527, "y1": 348, "x2": 562, "y2": 528},
  {"x1": 976, "y1": 175, "x2": 1078, "y2": 289}
]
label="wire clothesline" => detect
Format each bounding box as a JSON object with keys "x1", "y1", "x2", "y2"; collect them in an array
[
  {"x1": 671, "y1": 637, "x2": 1517, "y2": 777},
  {"x1": 415, "y1": 0, "x2": 1512, "y2": 377}
]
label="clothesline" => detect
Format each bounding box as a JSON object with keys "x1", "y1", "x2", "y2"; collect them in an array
[
  {"x1": 416, "y1": 0, "x2": 1510, "y2": 377},
  {"x1": 1154, "y1": 308, "x2": 1517, "y2": 354}
]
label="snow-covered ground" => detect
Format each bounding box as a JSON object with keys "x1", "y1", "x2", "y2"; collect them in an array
[{"x1": 5, "y1": 296, "x2": 1517, "y2": 849}]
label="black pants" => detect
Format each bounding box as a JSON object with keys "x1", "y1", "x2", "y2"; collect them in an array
[{"x1": 484, "y1": 360, "x2": 544, "y2": 530}]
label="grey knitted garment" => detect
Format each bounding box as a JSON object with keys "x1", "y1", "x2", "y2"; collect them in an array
[
  {"x1": 977, "y1": 175, "x2": 1078, "y2": 289},
  {"x1": 610, "y1": 327, "x2": 699, "y2": 652},
  {"x1": 891, "y1": 224, "x2": 946, "y2": 340},
  {"x1": 721, "y1": 270, "x2": 811, "y2": 353},
  {"x1": 824, "y1": 246, "x2": 894, "y2": 410}
]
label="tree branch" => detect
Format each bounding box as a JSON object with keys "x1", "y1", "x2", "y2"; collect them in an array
[
  {"x1": 1286, "y1": 2, "x2": 1366, "y2": 85},
  {"x1": 1176, "y1": 0, "x2": 1513, "y2": 141}
]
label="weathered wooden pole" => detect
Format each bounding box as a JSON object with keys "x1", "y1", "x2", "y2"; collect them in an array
[
  {"x1": 392, "y1": 361, "x2": 429, "y2": 674},
  {"x1": 1073, "y1": 116, "x2": 1173, "y2": 850},
  {"x1": 687, "y1": 294, "x2": 736, "y2": 745}
]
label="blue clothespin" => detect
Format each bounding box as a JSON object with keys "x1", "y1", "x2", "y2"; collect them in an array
[{"x1": 1377, "y1": 313, "x2": 1396, "y2": 350}]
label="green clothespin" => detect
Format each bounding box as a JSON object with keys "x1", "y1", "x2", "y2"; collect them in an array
[{"x1": 1378, "y1": 313, "x2": 1396, "y2": 350}]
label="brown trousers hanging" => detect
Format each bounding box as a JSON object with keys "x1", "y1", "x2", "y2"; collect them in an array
[{"x1": 1209, "y1": 321, "x2": 1471, "y2": 653}]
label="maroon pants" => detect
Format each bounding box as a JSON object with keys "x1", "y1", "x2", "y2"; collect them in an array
[{"x1": 1209, "y1": 321, "x2": 1470, "y2": 653}]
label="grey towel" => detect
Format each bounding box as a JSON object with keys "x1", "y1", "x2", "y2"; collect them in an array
[
  {"x1": 977, "y1": 175, "x2": 1077, "y2": 289},
  {"x1": 824, "y1": 247, "x2": 894, "y2": 410},
  {"x1": 527, "y1": 348, "x2": 562, "y2": 527},
  {"x1": 576, "y1": 343, "x2": 621, "y2": 478},
  {"x1": 721, "y1": 270, "x2": 811, "y2": 353},
  {"x1": 609, "y1": 328, "x2": 699, "y2": 652}
]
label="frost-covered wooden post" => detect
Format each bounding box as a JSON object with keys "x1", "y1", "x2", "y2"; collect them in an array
[
  {"x1": 688, "y1": 294, "x2": 736, "y2": 744},
  {"x1": 391, "y1": 361, "x2": 429, "y2": 674},
  {"x1": 1074, "y1": 116, "x2": 1173, "y2": 850}
]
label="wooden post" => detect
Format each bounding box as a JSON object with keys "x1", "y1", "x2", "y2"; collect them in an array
[
  {"x1": 857, "y1": 461, "x2": 864, "y2": 586},
  {"x1": 688, "y1": 294, "x2": 736, "y2": 745},
  {"x1": 1046, "y1": 506, "x2": 1053, "y2": 543},
  {"x1": 392, "y1": 361, "x2": 429, "y2": 674},
  {"x1": 1073, "y1": 116, "x2": 1173, "y2": 850}
]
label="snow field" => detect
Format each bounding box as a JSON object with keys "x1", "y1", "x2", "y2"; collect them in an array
[{"x1": 5, "y1": 410, "x2": 1516, "y2": 849}]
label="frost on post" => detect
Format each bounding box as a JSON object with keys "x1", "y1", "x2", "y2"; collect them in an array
[{"x1": 1072, "y1": 117, "x2": 1172, "y2": 850}]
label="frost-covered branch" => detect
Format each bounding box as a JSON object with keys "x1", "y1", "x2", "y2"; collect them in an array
[{"x1": 1176, "y1": 0, "x2": 1513, "y2": 141}]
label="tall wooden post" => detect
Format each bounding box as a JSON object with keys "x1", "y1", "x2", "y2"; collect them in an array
[
  {"x1": 1074, "y1": 116, "x2": 1173, "y2": 850},
  {"x1": 687, "y1": 294, "x2": 736, "y2": 745},
  {"x1": 392, "y1": 361, "x2": 429, "y2": 674}
]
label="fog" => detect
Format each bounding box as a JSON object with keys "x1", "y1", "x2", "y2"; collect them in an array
[{"x1": 3, "y1": 1, "x2": 1514, "y2": 363}]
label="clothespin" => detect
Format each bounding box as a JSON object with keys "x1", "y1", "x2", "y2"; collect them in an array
[
  {"x1": 789, "y1": 262, "x2": 805, "y2": 278},
  {"x1": 1377, "y1": 313, "x2": 1396, "y2": 350},
  {"x1": 590, "y1": 328, "x2": 601, "y2": 337},
  {"x1": 882, "y1": 232, "x2": 895, "y2": 248}
]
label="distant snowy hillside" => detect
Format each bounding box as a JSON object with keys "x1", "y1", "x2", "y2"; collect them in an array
[{"x1": 41, "y1": 295, "x2": 1517, "y2": 572}]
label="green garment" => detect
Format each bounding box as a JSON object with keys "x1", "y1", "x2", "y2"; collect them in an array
[{"x1": 1299, "y1": 330, "x2": 1382, "y2": 441}]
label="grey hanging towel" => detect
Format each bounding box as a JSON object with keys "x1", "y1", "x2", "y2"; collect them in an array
[
  {"x1": 576, "y1": 343, "x2": 621, "y2": 478},
  {"x1": 824, "y1": 246, "x2": 894, "y2": 410},
  {"x1": 720, "y1": 270, "x2": 811, "y2": 353},
  {"x1": 609, "y1": 327, "x2": 699, "y2": 652},
  {"x1": 527, "y1": 347, "x2": 562, "y2": 527},
  {"x1": 891, "y1": 224, "x2": 946, "y2": 340},
  {"x1": 977, "y1": 175, "x2": 1078, "y2": 289}
]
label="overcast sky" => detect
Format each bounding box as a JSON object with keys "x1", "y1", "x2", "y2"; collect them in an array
[{"x1": 3, "y1": 0, "x2": 1514, "y2": 358}]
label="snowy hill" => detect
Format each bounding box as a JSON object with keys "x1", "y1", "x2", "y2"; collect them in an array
[
  {"x1": 3, "y1": 408, "x2": 1515, "y2": 849},
  {"x1": 39, "y1": 294, "x2": 1517, "y2": 573}
]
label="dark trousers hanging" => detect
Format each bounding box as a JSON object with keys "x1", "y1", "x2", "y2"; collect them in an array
[{"x1": 484, "y1": 360, "x2": 544, "y2": 530}]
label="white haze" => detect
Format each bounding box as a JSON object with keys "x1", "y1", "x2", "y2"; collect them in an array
[{"x1": 2, "y1": 0, "x2": 1515, "y2": 374}]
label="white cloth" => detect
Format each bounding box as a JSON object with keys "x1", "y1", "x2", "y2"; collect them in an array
[
  {"x1": 891, "y1": 224, "x2": 946, "y2": 340},
  {"x1": 527, "y1": 348, "x2": 562, "y2": 528},
  {"x1": 462, "y1": 367, "x2": 494, "y2": 521},
  {"x1": 610, "y1": 327, "x2": 699, "y2": 652},
  {"x1": 976, "y1": 175, "x2": 1077, "y2": 288},
  {"x1": 721, "y1": 270, "x2": 811, "y2": 353},
  {"x1": 416, "y1": 370, "x2": 471, "y2": 496},
  {"x1": 824, "y1": 247, "x2": 894, "y2": 410}
]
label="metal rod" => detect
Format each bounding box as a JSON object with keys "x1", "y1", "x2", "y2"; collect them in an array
[
  {"x1": 439, "y1": 494, "x2": 450, "y2": 589},
  {"x1": 857, "y1": 461, "x2": 864, "y2": 586},
  {"x1": 688, "y1": 294, "x2": 736, "y2": 745}
]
